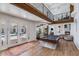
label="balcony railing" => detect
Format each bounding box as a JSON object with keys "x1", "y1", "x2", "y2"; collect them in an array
[
  {"x1": 30, "y1": 4, "x2": 72, "y2": 22},
  {"x1": 53, "y1": 12, "x2": 71, "y2": 21},
  {"x1": 12, "y1": 3, "x2": 73, "y2": 23},
  {"x1": 30, "y1": 3, "x2": 54, "y2": 20},
  {"x1": 50, "y1": 12, "x2": 74, "y2": 24}
]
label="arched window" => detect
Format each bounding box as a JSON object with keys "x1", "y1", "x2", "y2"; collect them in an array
[
  {"x1": 64, "y1": 24, "x2": 67, "y2": 28},
  {"x1": 51, "y1": 28, "x2": 53, "y2": 31},
  {"x1": 1, "y1": 28, "x2": 4, "y2": 35},
  {"x1": 20, "y1": 26, "x2": 26, "y2": 35},
  {"x1": 10, "y1": 25, "x2": 18, "y2": 36}
]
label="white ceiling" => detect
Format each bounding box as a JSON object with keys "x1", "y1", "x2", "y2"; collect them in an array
[
  {"x1": 44, "y1": 3, "x2": 70, "y2": 15},
  {"x1": 0, "y1": 3, "x2": 49, "y2": 23},
  {"x1": 0, "y1": 3, "x2": 71, "y2": 23}
]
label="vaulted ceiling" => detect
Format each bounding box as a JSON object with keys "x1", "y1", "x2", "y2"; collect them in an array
[{"x1": 44, "y1": 3, "x2": 70, "y2": 15}]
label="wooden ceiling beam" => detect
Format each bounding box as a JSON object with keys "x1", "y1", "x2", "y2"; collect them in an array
[
  {"x1": 11, "y1": 3, "x2": 53, "y2": 22},
  {"x1": 49, "y1": 17, "x2": 74, "y2": 24},
  {"x1": 11, "y1": 3, "x2": 74, "y2": 24},
  {"x1": 70, "y1": 4, "x2": 74, "y2": 13}
]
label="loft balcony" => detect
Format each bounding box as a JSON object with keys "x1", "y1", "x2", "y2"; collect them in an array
[
  {"x1": 12, "y1": 3, "x2": 74, "y2": 24},
  {"x1": 12, "y1": 3, "x2": 53, "y2": 22},
  {"x1": 51, "y1": 12, "x2": 74, "y2": 24},
  {"x1": 30, "y1": 3, "x2": 54, "y2": 20}
]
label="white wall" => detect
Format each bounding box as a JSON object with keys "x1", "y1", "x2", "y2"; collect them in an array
[
  {"x1": 71, "y1": 4, "x2": 79, "y2": 49},
  {"x1": 0, "y1": 3, "x2": 49, "y2": 41},
  {"x1": 0, "y1": 3, "x2": 49, "y2": 50},
  {"x1": 0, "y1": 3, "x2": 48, "y2": 23},
  {"x1": 48, "y1": 23, "x2": 73, "y2": 35},
  {"x1": 0, "y1": 12, "x2": 37, "y2": 41}
]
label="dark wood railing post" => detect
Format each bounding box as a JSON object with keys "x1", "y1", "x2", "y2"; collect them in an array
[{"x1": 69, "y1": 12, "x2": 71, "y2": 19}]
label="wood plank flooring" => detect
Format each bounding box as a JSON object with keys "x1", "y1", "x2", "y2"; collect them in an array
[{"x1": 0, "y1": 39, "x2": 79, "y2": 56}]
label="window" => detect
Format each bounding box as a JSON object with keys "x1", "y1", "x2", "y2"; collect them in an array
[
  {"x1": 0, "y1": 25, "x2": 5, "y2": 37},
  {"x1": 10, "y1": 25, "x2": 18, "y2": 36},
  {"x1": 64, "y1": 24, "x2": 71, "y2": 31},
  {"x1": 20, "y1": 26, "x2": 26, "y2": 35},
  {"x1": 58, "y1": 26, "x2": 61, "y2": 33},
  {"x1": 51, "y1": 28, "x2": 53, "y2": 31},
  {"x1": 1, "y1": 28, "x2": 4, "y2": 35},
  {"x1": 0, "y1": 27, "x2": 5, "y2": 37},
  {"x1": 64, "y1": 24, "x2": 67, "y2": 28},
  {"x1": 58, "y1": 26, "x2": 61, "y2": 28}
]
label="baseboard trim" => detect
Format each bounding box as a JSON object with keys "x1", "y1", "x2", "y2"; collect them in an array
[{"x1": 0, "y1": 39, "x2": 37, "y2": 52}]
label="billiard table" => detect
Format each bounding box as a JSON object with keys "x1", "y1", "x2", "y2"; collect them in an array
[{"x1": 38, "y1": 35, "x2": 60, "y2": 49}]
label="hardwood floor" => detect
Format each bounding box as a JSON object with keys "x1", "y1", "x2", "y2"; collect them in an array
[{"x1": 0, "y1": 39, "x2": 79, "y2": 56}]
